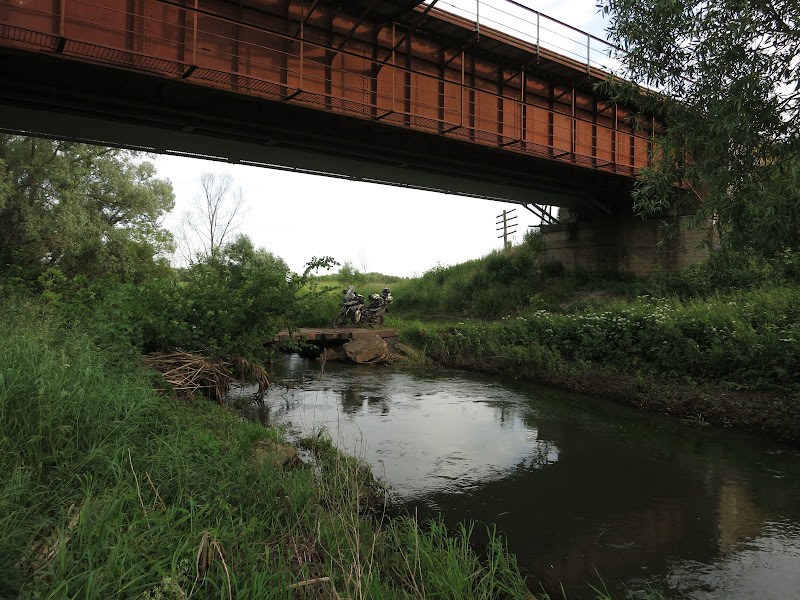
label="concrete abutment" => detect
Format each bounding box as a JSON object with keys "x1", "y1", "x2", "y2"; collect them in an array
[{"x1": 540, "y1": 212, "x2": 708, "y2": 275}]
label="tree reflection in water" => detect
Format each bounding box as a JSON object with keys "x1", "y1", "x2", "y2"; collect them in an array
[{"x1": 231, "y1": 354, "x2": 800, "y2": 600}]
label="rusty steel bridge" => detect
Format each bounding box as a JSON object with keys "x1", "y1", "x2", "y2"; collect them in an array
[{"x1": 0, "y1": 0, "x2": 654, "y2": 219}]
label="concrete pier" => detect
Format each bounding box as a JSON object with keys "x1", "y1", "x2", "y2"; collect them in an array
[{"x1": 540, "y1": 213, "x2": 708, "y2": 274}]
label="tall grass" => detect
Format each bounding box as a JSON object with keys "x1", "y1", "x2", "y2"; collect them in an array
[
  {"x1": 0, "y1": 297, "x2": 532, "y2": 599},
  {"x1": 402, "y1": 288, "x2": 800, "y2": 389},
  {"x1": 392, "y1": 242, "x2": 800, "y2": 320}
]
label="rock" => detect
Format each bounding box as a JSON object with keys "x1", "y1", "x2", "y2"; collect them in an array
[
  {"x1": 251, "y1": 439, "x2": 297, "y2": 469},
  {"x1": 343, "y1": 335, "x2": 388, "y2": 363}
]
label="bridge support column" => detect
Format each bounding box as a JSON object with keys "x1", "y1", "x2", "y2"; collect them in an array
[{"x1": 539, "y1": 212, "x2": 709, "y2": 275}]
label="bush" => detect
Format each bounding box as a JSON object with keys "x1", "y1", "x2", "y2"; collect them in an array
[
  {"x1": 402, "y1": 285, "x2": 800, "y2": 392},
  {"x1": 40, "y1": 235, "x2": 338, "y2": 364}
]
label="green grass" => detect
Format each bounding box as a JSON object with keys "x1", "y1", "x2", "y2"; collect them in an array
[
  {"x1": 0, "y1": 297, "x2": 533, "y2": 599},
  {"x1": 383, "y1": 242, "x2": 800, "y2": 436},
  {"x1": 399, "y1": 287, "x2": 800, "y2": 386},
  {"x1": 389, "y1": 239, "x2": 800, "y2": 321}
]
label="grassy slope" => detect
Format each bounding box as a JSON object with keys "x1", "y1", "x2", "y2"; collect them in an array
[{"x1": 0, "y1": 298, "x2": 530, "y2": 599}]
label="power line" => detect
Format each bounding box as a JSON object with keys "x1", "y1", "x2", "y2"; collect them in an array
[{"x1": 496, "y1": 208, "x2": 517, "y2": 247}]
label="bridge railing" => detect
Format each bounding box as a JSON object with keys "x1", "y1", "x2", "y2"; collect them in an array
[
  {"x1": 429, "y1": 0, "x2": 625, "y2": 76},
  {"x1": 0, "y1": 0, "x2": 652, "y2": 175}
]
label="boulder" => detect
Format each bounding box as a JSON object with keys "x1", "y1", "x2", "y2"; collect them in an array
[
  {"x1": 343, "y1": 335, "x2": 388, "y2": 363},
  {"x1": 251, "y1": 439, "x2": 297, "y2": 469}
]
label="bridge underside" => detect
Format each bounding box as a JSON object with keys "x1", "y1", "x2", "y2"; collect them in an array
[
  {"x1": 0, "y1": 50, "x2": 633, "y2": 216},
  {"x1": 0, "y1": 0, "x2": 647, "y2": 217}
]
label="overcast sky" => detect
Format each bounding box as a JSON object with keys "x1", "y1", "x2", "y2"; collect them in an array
[{"x1": 156, "y1": 1, "x2": 612, "y2": 278}]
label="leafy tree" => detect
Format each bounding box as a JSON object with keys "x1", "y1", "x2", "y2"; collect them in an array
[
  {"x1": 182, "y1": 235, "x2": 292, "y2": 356},
  {"x1": 599, "y1": 0, "x2": 800, "y2": 255},
  {"x1": 338, "y1": 260, "x2": 367, "y2": 288},
  {"x1": 0, "y1": 135, "x2": 175, "y2": 282},
  {"x1": 175, "y1": 235, "x2": 335, "y2": 360}
]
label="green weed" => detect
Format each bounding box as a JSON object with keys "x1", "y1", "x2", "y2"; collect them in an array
[{"x1": 0, "y1": 296, "x2": 541, "y2": 599}]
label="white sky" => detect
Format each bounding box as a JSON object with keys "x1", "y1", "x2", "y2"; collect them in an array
[{"x1": 156, "y1": 1, "x2": 611, "y2": 278}]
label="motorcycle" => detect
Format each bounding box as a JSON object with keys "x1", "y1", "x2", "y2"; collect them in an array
[
  {"x1": 332, "y1": 285, "x2": 364, "y2": 327},
  {"x1": 359, "y1": 289, "x2": 393, "y2": 327},
  {"x1": 331, "y1": 286, "x2": 392, "y2": 328}
]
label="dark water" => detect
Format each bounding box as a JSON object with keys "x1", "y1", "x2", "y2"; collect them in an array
[{"x1": 235, "y1": 354, "x2": 800, "y2": 599}]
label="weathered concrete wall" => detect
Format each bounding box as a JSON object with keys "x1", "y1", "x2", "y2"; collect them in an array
[{"x1": 541, "y1": 213, "x2": 708, "y2": 275}]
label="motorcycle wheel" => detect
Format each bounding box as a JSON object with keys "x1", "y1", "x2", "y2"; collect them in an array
[
  {"x1": 375, "y1": 314, "x2": 385, "y2": 327},
  {"x1": 332, "y1": 310, "x2": 346, "y2": 328}
]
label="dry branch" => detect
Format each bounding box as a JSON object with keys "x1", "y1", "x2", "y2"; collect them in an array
[
  {"x1": 143, "y1": 351, "x2": 271, "y2": 404},
  {"x1": 143, "y1": 352, "x2": 233, "y2": 404},
  {"x1": 15, "y1": 502, "x2": 83, "y2": 578}
]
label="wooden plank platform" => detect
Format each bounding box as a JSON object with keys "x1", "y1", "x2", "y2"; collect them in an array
[{"x1": 273, "y1": 328, "x2": 399, "y2": 342}]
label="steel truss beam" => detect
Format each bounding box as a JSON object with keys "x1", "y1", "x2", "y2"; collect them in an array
[{"x1": 522, "y1": 203, "x2": 558, "y2": 225}]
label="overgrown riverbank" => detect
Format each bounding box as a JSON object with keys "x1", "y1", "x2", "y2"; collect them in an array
[
  {"x1": 400, "y1": 318, "x2": 800, "y2": 442},
  {"x1": 0, "y1": 298, "x2": 533, "y2": 599},
  {"x1": 388, "y1": 241, "x2": 800, "y2": 444}
]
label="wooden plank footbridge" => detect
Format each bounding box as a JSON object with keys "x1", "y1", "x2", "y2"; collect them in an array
[{"x1": 273, "y1": 328, "x2": 399, "y2": 343}]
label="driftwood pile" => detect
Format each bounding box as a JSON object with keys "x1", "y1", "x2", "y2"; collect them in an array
[{"x1": 143, "y1": 352, "x2": 269, "y2": 404}]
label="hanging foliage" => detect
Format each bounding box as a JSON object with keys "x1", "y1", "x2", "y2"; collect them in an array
[{"x1": 599, "y1": 0, "x2": 800, "y2": 254}]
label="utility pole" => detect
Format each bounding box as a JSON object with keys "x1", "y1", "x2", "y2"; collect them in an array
[{"x1": 496, "y1": 208, "x2": 518, "y2": 249}]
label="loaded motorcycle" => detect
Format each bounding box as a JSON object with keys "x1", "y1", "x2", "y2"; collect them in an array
[
  {"x1": 359, "y1": 288, "x2": 393, "y2": 327},
  {"x1": 331, "y1": 285, "x2": 364, "y2": 327},
  {"x1": 331, "y1": 286, "x2": 393, "y2": 328}
]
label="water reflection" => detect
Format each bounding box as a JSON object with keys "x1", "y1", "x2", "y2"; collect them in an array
[
  {"x1": 716, "y1": 480, "x2": 761, "y2": 553},
  {"x1": 234, "y1": 355, "x2": 800, "y2": 599},
  {"x1": 665, "y1": 519, "x2": 800, "y2": 598},
  {"x1": 337, "y1": 386, "x2": 391, "y2": 416},
  {"x1": 237, "y1": 363, "x2": 562, "y2": 498}
]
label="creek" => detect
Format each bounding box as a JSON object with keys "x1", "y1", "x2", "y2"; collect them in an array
[{"x1": 234, "y1": 354, "x2": 800, "y2": 599}]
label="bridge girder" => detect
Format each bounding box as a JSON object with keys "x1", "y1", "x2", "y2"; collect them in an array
[{"x1": 0, "y1": 0, "x2": 648, "y2": 217}]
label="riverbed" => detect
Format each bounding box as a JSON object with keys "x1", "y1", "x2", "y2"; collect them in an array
[{"x1": 234, "y1": 354, "x2": 800, "y2": 599}]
